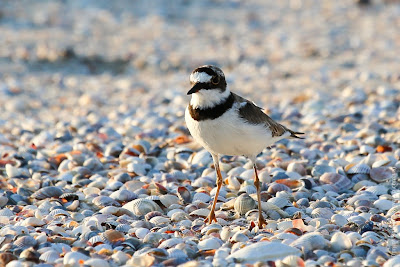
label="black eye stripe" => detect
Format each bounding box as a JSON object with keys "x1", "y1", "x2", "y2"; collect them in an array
[{"x1": 194, "y1": 67, "x2": 216, "y2": 76}]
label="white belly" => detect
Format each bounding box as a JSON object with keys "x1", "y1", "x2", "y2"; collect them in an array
[{"x1": 185, "y1": 106, "x2": 286, "y2": 157}]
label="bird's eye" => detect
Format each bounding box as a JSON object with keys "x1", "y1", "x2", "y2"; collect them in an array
[{"x1": 211, "y1": 76, "x2": 220, "y2": 85}]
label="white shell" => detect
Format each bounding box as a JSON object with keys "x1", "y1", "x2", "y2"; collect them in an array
[
  {"x1": 189, "y1": 208, "x2": 210, "y2": 217},
  {"x1": 63, "y1": 252, "x2": 90, "y2": 266},
  {"x1": 331, "y1": 232, "x2": 352, "y2": 252},
  {"x1": 290, "y1": 232, "x2": 329, "y2": 252},
  {"x1": 227, "y1": 242, "x2": 301, "y2": 263},
  {"x1": 346, "y1": 163, "x2": 371, "y2": 174},
  {"x1": 383, "y1": 255, "x2": 400, "y2": 267},
  {"x1": 149, "y1": 216, "x2": 170, "y2": 226},
  {"x1": 158, "y1": 238, "x2": 183, "y2": 249},
  {"x1": 159, "y1": 194, "x2": 180, "y2": 207},
  {"x1": 39, "y1": 250, "x2": 60, "y2": 263},
  {"x1": 192, "y1": 192, "x2": 211, "y2": 203},
  {"x1": 234, "y1": 194, "x2": 256, "y2": 215},
  {"x1": 122, "y1": 198, "x2": 161, "y2": 216},
  {"x1": 311, "y1": 208, "x2": 334, "y2": 219},
  {"x1": 365, "y1": 185, "x2": 389, "y2": 196},
  {"x1": 267, "y1": 197, "x2": 290, "y2": 208},
  {"x1": 197, "y1": 237, "x2": 223, "y2": 251},
  {"x1": 135, "y1": 228, "x2": 150, "y2": 239},
  {"x1": 373, "y1": 199, "x2": 393, "y2": 211}
]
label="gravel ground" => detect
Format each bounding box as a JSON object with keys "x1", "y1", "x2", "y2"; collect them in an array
[{"x1": 0, "y1": 1, "x2": 400, "y2": 266}]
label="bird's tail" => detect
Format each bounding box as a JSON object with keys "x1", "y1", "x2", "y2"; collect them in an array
[{"x1": 288, "y1": 129, "x2": 305, "y2": 139}]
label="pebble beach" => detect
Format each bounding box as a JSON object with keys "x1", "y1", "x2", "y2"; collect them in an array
[{"x1": 0, "y1": 0, "x2": 400, "y2": 266}]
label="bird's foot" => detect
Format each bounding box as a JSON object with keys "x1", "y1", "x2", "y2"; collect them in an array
[
  {"x1": 204, "y1": 210, "x2": 217, "y2": 224},
  {"x1": 258, "y1": 215, "x2": 267, "y2": 229}
]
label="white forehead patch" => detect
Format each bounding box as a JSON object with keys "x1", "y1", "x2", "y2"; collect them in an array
[{"x1": 190, "y1": 72, "x2": 212, "y2": 83}]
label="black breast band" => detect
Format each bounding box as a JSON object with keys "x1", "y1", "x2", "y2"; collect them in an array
[{"x1": 189, "y1": 93, "x2": 234, "y2": 121}]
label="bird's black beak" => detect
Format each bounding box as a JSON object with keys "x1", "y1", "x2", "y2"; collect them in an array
[{"x1": 187, "y1": 83, "x2": 202, "y2": 95}]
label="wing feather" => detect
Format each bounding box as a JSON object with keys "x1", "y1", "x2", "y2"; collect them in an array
[{"x1": 233, "y1": 93, "x2": 304, "y2": 139}]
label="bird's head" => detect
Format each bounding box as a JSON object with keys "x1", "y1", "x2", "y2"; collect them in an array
[{"x1": 188, "y1": 65, "x2": 229, "y2": 108}]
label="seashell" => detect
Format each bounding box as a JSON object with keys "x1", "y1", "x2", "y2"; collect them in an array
[
  {"x1": 109, "y1": 189, "x2": 138, "y2": 202},
  {"x1": 238, "y1": 185, "x2": 257, "y2": 195},
  {"x1": 267, "y1": 197, "x2": 290, "y2": 208},
  {"x1": 311, "y1": 165, "x2": 336, "y2": 177},
  {"x1": 347, "y1": 192, "x2": 378, "y2": 205},
  {"x1": 159, "y1": 238, "x2": 183, "y2": 249},
  {"x1": 370, "y1": 167, "x2": 394, "y2": 183},
  {"x1": 353, "y1": 180, "x2": 377, "y2": 191},
  {"x1": 291, "y1": 232, "x2": 329, "y2": 252},
  {"x1": 383, "y1": 255, "x2": 400, "y2": 267},
  {"x1": 84, "y1": 258, "x2": 110, "y2": 266},
  {"x1": 115, "y1": 224, "x2": 131, "y2": 233},
  {"x1": 225, "y1": 176, "x2": 241, "y2": 190},
  {"x1": 21, "y1": 217, "x2": 45, "y2": 227},
  {"x1": 331, "y1": 232, "x2": 352, "y2": 252},
  {"x1": 373, "y1": 199, "x2": 393, "y2": 211},
  {"x1": 92, "y1": 196, "x2": 121, "y2": 208},
  {"x1": 170, "y1": 211, "x2": 190, "y2": 222},
  {"x1": 346, "y1": 163, "x2": 371, "y2": 174},
  {"x1": 387, "y1": 205, "x2": 400, "y2": 217},
  {"x1": 351, "y1": 173, "x2": 369, "y2": 183},
  {"x1": 310, "y1": 201, "x2": 332, "y2": 209},
  {"x1": 311, "y1": 208, "x2": 334, "y2": 219},
  {"x1": 49, "y1": 208, "x2": 70, "y2": 217},
  {"x1": 197, "y1": 237, "x2": 223, "y2": 251},
  {"x1": 261, "y1": 202, "x2": 289, "y2": 218},
  {"x1": 190, "y1": 149, "x2": 212, "y2": 166},
  {"x1": 31, "y1": 186, "x2": 63, "y2": 200},
  {"x1": 331, "y1": 214, "x2": 348, "y2": 227},
  {"x1": 231, "y1": 232, "x2": 249, "y2": 243},
  {"x1": 102, "y1": 229, "x2": 125, "y2": 245},
  {"x1": 192, "y1": 192, "x2": 211, "y2": 203},
  {"x1": 287, "y1": 162, "x2": 307, "y2": 176},
  {"x1": 159, "y1": 194, "x2": 180, "y2": 207},
  {"x1": 227, "y1": 242, "x2": 301, "y2": 263},
  {"x1": 145, "y1": 211, "x2": 164, "y2": 221},
  {"x1": 177, "y1": 187, "x2": 191, "y2": 203},
  {"x1": 122, "y1": 199, "x2": 161, "y2": 216},
  {"x1": 277, "y1": 255, "x2": 305, "y2": 267},
  {"x1": 135, "y1": 228, "x2": 150, "y2": 239},
  {"x1": 0, "y1": 208, "x2": 14, "y2": 217},
  {"x1": 143, "y1": 232, "x2": 163, "y2": 246},
  {"x1": 63, "y1": 251, "x2": 90, "y2": 266},
  {"x1": 20, "y1": 248, "x2": 40, "y2": 262},
  {"x1": 60, "y1": 193, "x2": 79, "y2": 202},
  {"x1": 370, "y1": 214, "x2": 386, "y2": 222},
  {"x1": 89, "y1": 235, "x2": 104, "y2": 246},
  {"x1": 268, "y1": 183, "x2": 292, "y2": 194},
  {"x1": 0, "y1": 252, "x2": 18, "y2": 266},
  {"x1": 167, "y1": 248, "x2": 187, "y2": 259},
  {"x1": 228, "y1": 166, "x2": 246, "y2": 177},
  {"x1": 364, "y1": 185, "x2": 389, "y2": 196},
  {"x1": 372, "y1": 159, "x2": 391, "y2": 168},
  {"x1": 66, "y1": 200, "x2": 80, "y2": 211},
  {"x1": 201, "y1": 224, "x2": 222, "y2": 235},
  {"x1": 189, "y1": 208, "x2": 210, "y2": 218},
  {"x1": 39, "y1": 250, "x2": 60, "y2": 264},
  {"x1": 319, "y1": 172, "x2": 352, "y2": 192},
  {"x1": 14, "y1": 235, "x2": 37, "y2": 249},
  {"x1": 234, "y1": 193, "x2": 256, "y2": 215},
  {"x1": 149, "y1": 216, "x2": 170, "y2": 226}
]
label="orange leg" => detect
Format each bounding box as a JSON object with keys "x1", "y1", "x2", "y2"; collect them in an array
[
  {"x1": 205, "y1": 158, "x2": 223, "y2": 224},
  {"x1": 254, "y1": 164, "x2": 267, "y2": 228}
]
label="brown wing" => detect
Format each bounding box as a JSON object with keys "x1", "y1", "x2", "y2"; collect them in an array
[{"x1": 233, "y1": 93, "x2": 304, "y2": 138}]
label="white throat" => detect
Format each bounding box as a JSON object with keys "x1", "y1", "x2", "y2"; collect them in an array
[{"x1": 190, "y1": 88, "x2": 231, "y2": 109}]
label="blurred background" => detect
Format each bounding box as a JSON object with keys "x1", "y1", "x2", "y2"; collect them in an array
[{"x1": 0, "y1": 0, "x2": 399, "y2": 118}]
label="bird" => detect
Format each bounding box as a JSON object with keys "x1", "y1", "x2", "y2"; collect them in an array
[{"x1": 185, "y1": 65, "x2": 304, "y2": 228}]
